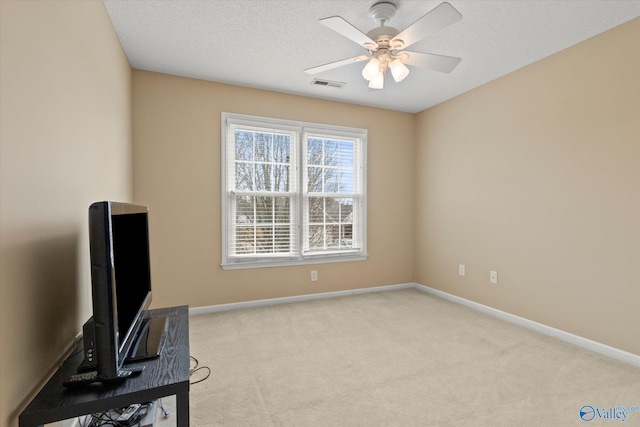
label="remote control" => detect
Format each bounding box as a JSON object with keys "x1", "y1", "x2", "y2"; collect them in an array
[
  {"x1": 64, "y1": 368, "x2": 138, "y2": 387},
  {"x1": 63, "y1": 371, "x2": 98, "y2": 387},
  {"x1": 129, "y1": 365, "x2": 145, "y2": 376}
]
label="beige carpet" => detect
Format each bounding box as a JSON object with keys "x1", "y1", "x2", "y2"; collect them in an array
[{"x1": 157, "y1": 288, "x2": 640, "y2": 426}]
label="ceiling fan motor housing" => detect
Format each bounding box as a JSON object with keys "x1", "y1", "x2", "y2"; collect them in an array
[{"x1": 367, "y1": 26, "x2": 399, "y2": 47}]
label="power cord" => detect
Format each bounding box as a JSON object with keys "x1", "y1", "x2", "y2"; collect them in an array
[
  {"x1": 158, "y1": 398, "x2": 170, "y2": 418},
  {"x1": 189, "y1": 355, "x2": 211, "y2": 385},
  {"x1": 79, "y1": 402, "x2": 152, "y2": 427}
]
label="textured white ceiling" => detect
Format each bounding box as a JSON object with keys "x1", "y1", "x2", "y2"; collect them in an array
[{"x1": 102, "y1": 0, "x2": 640, "y2": 113}]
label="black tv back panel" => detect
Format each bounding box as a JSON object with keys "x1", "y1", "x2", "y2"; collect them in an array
[{"x1": 78, "y1": 318, "x2": 97, "y2": 372}]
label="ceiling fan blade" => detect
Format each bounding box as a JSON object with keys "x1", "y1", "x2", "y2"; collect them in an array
[
  {"x1": 391, "y1": 2, "x2": 462, "y2": 50},
  {"x1": 402, "y1": 51, "x2": 462, "y2": 73},
  {"x1": 319, "y1": 16, "x2": 376, "y2": 48},
  {"x1": 305, "y1": 56, "x2": 369, "y2": 74}
]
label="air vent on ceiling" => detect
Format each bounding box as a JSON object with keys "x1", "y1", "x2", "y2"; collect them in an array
[{"x1": 311, "y1": 78, "x2": 345, "y2": 89}]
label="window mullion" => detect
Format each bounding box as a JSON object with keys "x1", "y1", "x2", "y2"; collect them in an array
[
  {"x1": 252, "y1": 196, "x2": 257, "y2": 255},
  {"x1": 271, "y1": 195, "x2": 275, "y2": 251}
]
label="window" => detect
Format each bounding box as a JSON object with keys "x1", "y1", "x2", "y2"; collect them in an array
[{"x1": 221, "y1": 113, "x2": 367, "y2": 269}]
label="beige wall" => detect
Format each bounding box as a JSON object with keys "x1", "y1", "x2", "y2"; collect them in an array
[
  {"x1": 414, "y1": 18, "x2": 640, "y2": 355},
  {"x1": 0, "y1": 1, "x2": 131, "y2": 425},
  {"x1": 1, "y1": 3, "x2": 638, "y2": 425},
  {"x1": 132, "y1": 71, "x2": 416, "y2": 308}
]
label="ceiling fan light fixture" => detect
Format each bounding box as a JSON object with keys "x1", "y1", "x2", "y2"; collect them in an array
[
  {"x1": 368, "y1": 70, "x2": 385, "y2": 89},
  {"x1": 362, "y1": 57, "x2": 381, "y2": 81},
  {"x1": 309, "y1": 2, "x2": 463, "y2": 91},
  {"x1": 389, "y1": 58, "x2": 409, "y2": 82}
]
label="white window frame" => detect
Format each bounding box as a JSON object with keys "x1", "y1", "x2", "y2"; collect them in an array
[{"x1": 221, "y1": 112, "x2": 367, "y2": 270}]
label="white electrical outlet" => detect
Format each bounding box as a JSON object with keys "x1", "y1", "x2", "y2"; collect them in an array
[
  {"x1": 311, "y1": 270, "x2": 318, "y2": 282},
  {"x1": 458, "y1": 264, "x2": 465, "y2": 276},
  {"x1": 490, "y1": 271, "x2": 498, "y2": 284}
]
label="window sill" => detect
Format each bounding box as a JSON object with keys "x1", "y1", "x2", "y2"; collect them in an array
[{"x1": 221, "y1": 253, "x2": 368, "y2": 270}]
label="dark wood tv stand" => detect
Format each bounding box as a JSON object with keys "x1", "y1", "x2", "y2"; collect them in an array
[{"x1": 19, "y1": 305, "x2": 190, "y2": 427}]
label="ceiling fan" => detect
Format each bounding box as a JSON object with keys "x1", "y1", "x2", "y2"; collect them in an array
[{"x1": 305, "y1": 1, "x2": 463, "y2": 89}]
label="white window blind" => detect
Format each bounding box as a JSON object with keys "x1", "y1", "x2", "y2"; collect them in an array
[{"x1": 221, "y1": 113, "x2": 367, "y2": 269}]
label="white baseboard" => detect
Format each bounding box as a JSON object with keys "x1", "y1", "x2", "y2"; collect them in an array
[
  {"x1": 413, "y1": 283, "x2": 640, "y2": 368},
  {"x1": 188, "y1": 282, "x2": 640, "y2": 368},
  {"x1": 188, "y1": 283, "x2": 415, "y2": 316}
]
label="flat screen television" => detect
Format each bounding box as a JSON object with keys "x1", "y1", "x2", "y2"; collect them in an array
[{"x1": 85, "y1": 201, "x2": 166, "y2": 382}]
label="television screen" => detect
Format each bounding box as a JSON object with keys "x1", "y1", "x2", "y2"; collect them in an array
[{"x1": 111, "y1": 210, "x2": 151, "y2": 353}]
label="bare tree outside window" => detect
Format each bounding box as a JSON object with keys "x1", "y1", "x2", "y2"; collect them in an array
[
  {"x1": 234, "y1": 130, "x2": 291, "y2": 254},
  {"x1": 307, "y1": 137, "x2": 355, "y2": 251}
]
